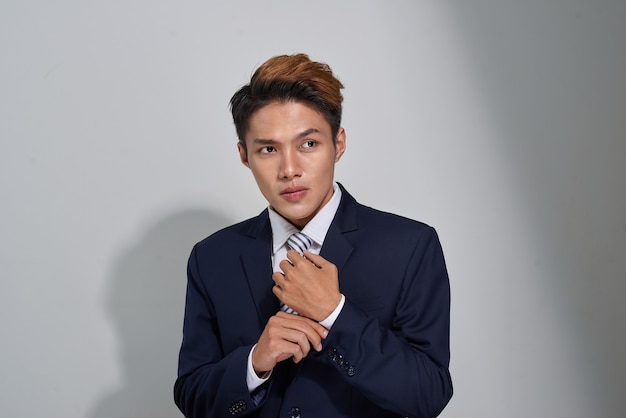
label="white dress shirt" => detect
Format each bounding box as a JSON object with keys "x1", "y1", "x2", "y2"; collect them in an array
[{"x1": 246, "y1": 183, "x2": 346, "y2": 391}]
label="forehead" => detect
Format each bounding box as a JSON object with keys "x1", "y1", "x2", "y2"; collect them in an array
[{"x1": 246, "y1": 101, "x2": 331, "y2": 140}]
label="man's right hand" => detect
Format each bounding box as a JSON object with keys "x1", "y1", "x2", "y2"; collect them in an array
[{"x1": 251, "y1": 311, "x2": 328, "y2": 376}]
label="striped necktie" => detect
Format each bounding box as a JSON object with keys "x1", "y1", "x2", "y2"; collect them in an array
[{"x1": 280, "y1": 232, "x2": 313, "y2": 315}]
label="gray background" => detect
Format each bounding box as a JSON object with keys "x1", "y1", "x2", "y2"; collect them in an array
[{"x1": 1, "y1": 1, "x2": 624, "y2": 417}]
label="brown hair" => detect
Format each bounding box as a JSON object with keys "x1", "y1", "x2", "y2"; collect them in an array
[{"x1": 230, "y1": 53, "x2": 344, "y2": 151}]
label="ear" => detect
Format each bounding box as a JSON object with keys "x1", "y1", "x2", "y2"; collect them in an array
[
  {"x1": 237, "y1": 142, "x2": 249, "y2": 167},
  {"x1": 334, "y1": 128, "x2": 346, "y2": 162}
]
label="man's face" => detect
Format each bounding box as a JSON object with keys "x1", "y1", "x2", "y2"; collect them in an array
[{"x1": 238, "y1": 101, "x2": 346, "y2": 228}]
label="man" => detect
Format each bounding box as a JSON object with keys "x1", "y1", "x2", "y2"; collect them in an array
[{"x1": 174, "y1": 53, "x2": 452, "y2": 418}]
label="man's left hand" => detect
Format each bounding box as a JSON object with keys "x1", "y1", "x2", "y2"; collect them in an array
[{"x1": 273, "y1": 250, "x2": 342, "y2": 321}]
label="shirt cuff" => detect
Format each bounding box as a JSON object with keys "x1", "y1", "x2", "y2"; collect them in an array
[
  {"x1": 319, "y1": 294, "x2": 345, "y2": 329},
  {"x1": 246, "y1": 344, "x2": 272, "y2": 392}
]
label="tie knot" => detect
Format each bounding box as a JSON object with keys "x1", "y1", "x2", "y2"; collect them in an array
[{"x1": 287, "y1": 232, "x2": 312, "y2": 255}]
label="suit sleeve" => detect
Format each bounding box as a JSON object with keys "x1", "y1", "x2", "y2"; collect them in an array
[
  {"x1": 319, "y1": 227, "x2": 453, "y2": 418},
  {"x1": 173, "y1": 245, "x2": 267, "y2": 418}
]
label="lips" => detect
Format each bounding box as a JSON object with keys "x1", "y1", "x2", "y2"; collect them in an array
[{"x1": 280, "y1": 186, "x2": 308, "y2": 202}]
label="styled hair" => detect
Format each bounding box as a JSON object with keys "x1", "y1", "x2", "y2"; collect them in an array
[{"x1": 230, "y1": 53, "x2": 344, "y2": 150}]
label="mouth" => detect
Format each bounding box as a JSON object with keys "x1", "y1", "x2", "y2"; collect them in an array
[{"x1": 280, "y1": 186, "x2": 308, "y2": 202}]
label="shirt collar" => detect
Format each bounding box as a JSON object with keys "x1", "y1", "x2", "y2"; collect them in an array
[{"x1": 268, "y1": 182, "x2": 342, "y2": 254}]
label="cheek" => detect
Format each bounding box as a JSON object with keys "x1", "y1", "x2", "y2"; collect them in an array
[
  {"x1": 252, "y1": 171, "x2": 271, "y2": 189},
  {"x1": 250, "y1": 171, "x2": 279, "y2": 199},
  {"x1": 248, "y1": 162, "x2": 272, "y2": 183},
  {"x1": 318, "y1": 159, "x2": 336, "y2": 178}
]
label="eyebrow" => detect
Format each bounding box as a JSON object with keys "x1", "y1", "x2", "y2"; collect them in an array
[
  {"x1": 252, "y1": 128, "x2": 321, "y2": 144},
  {"x1": 252, "y1": 138, "x2": 279, "y2": 145},
  {"x1": 295, "y1": 128, "x2": 321, "y2": 138}
]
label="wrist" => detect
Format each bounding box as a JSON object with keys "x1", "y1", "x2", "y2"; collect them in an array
[
  {"x1": 247, "y1": 344, "x2": 271, "y2": 392},
  {"x1": 316, "y1": 293, "x2": 342, "y2": 321},
  {"x1": 319, "y1": 294, "x2": 345, "y2": 329},
  {"x1": 250, "y1": 345, "x2": 272, "y2": 376}
]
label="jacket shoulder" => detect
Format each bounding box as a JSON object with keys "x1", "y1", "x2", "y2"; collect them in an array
[
  {"x1": 356, "y1": 203, "x2": 436, "y2": 236},
  {"x1": 193, "y1": 212, "x2": 267, "y2": 254},
  {"x1": 338, "y1": 184, "x2": 437, "y2": 238}
]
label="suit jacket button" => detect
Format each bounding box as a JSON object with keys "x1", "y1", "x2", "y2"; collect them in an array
[
  {"x1": 288, "y1": 406, "x2": 301, "y2": 417},
  {"x1": 228, "y1": 400, "x2": 247, "y2": 415},
  {"x1": 347, "y1": 366, "x2": 356, "y2": 376}
]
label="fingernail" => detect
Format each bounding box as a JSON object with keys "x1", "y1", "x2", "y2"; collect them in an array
[{"x1": 317, "y1": 344, "x2": 323, "y2": 351}]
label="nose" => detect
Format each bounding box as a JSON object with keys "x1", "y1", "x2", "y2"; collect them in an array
[{"x1": 279, "y1": 149, "x2": 301, "y2": 179}]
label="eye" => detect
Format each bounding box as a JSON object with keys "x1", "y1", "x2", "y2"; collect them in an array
[
  {"x1": 259, "y1": 146, "x2": 276, "y2": 154},
  {"x1": 302, "y1": 140, "x2": 316, "y2": 149}
]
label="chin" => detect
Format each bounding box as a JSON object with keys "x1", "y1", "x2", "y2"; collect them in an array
[
  {"x1": 284, "y1": 211, "x2": 312, "y2": 223},
  {"x1": 280, "y1": 208, "x2": 314, "y2": 225}
]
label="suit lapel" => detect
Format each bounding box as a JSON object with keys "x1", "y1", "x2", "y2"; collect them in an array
[
  {"x1": 240, "y1": 210, "x2": 278, "y2": 327},
  {"x1": 320, "y1": 184, "x2": 359, "y2": 275}
]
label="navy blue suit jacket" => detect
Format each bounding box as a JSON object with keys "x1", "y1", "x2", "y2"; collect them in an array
[{"x1": 174, "y1": 185, "x2": 452, "y2": 417}]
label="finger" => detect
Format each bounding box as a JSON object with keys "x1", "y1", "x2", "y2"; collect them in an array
[
  {"x1": 284, "y1": 251, "x2": 316, "y2": 272},
  {"x1": 272, "y1": 271, "x2": 285, "y2": 286},
  {"x1": 287, "y1": 329, "x2": 312, "y2": 359},
  {"x1": 267, "y1": 321, "x2": 312, "y2": 360},
  {"x1": 278, "y1": 258, "x2": 294, "y2": 273},
  {"x1": 271, "y1": 273, "x2": 285, "y2": 298},
  {"x1": 272, "y1": 283, "x2": 284, "y2": 302},
  {"x1": 273, "y1": 339, "x2": 305, "y2": 364},
  {"x1": 284, "y1": 313, "x2": 329, "y2": 339},
  {"x1": 289, "y1": 248, "x2": 316, "y2": 264},
  {"x1": 302, "y1": 251, "x2": 327, "y2": 268},
  {"x1": 288, "y1": 326, "x2": 321, "y2": 353},
  {"x1": 286, "y1": 248, "x2": 305, "y2": 258},
  {"x1": 275, "y1": 312, "x2": 328, "y2": 349},
  {"x1": 275, "y1": 314, "x2": 324, "y2": 346}
]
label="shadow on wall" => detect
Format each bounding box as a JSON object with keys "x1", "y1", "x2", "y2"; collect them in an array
[{"x1": 89, "y1": 209, "x2": 233, "y2": 418}]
